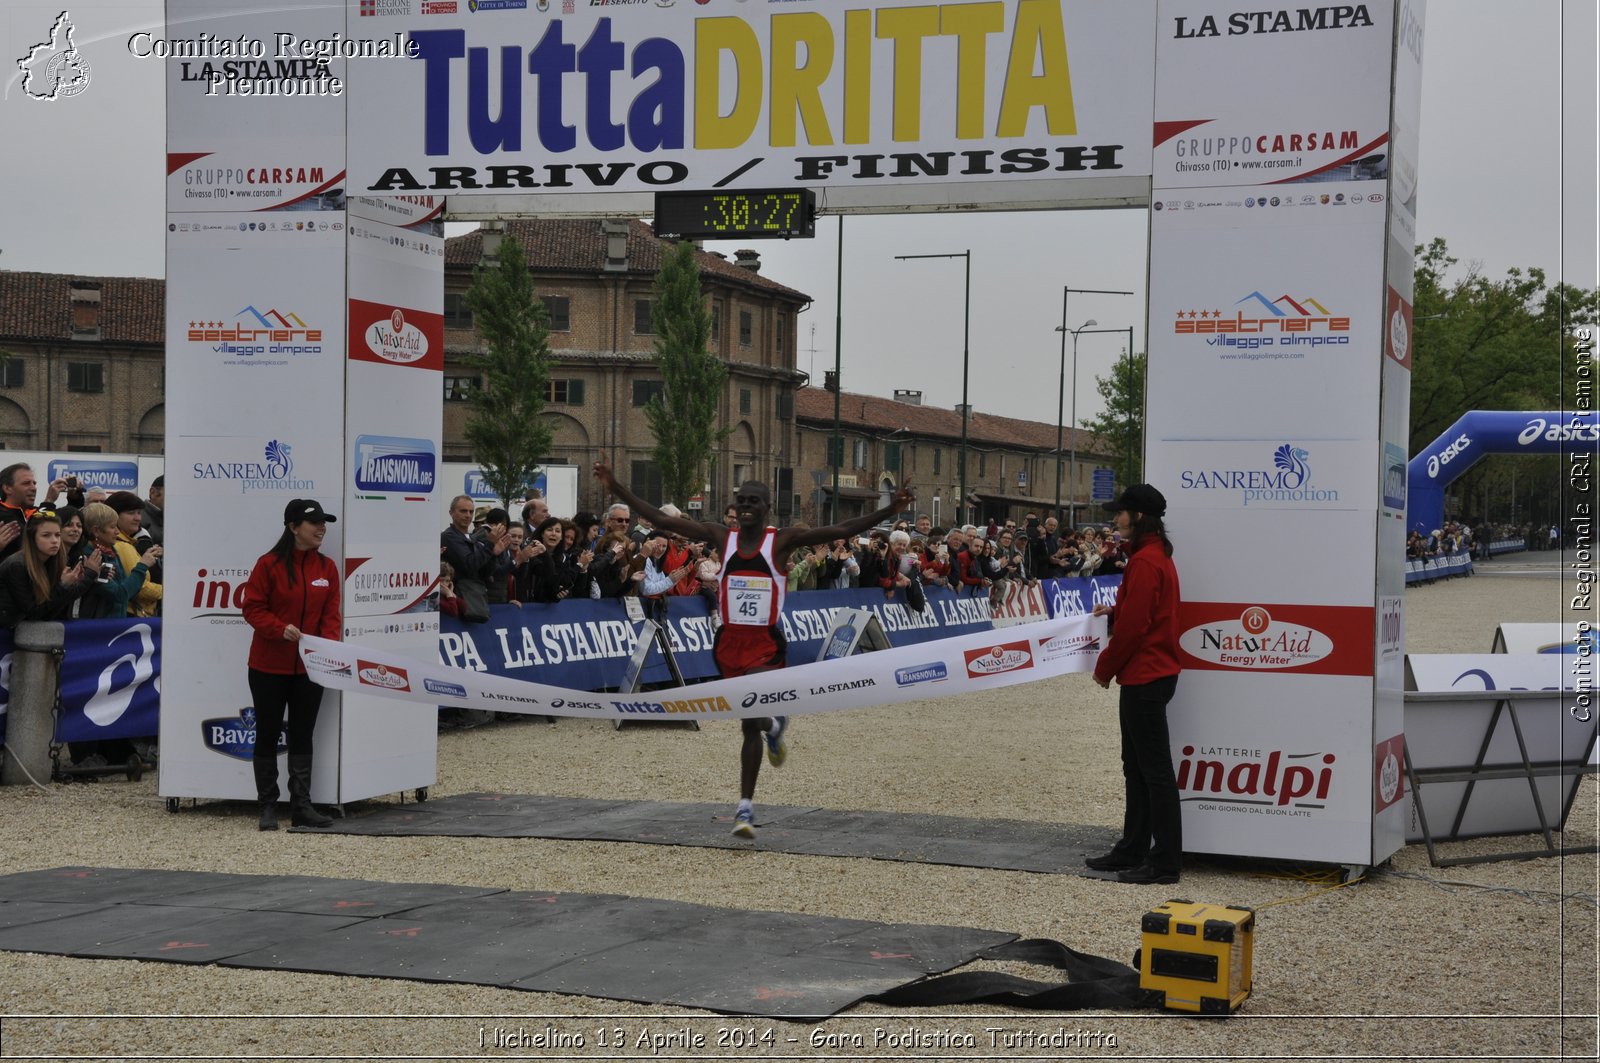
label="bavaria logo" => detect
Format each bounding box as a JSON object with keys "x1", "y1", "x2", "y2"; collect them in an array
[
  {"x1": 1179, "y1": 444, "x2": 1339, "y2": 506},
  {"x1": 354, "y1": 435, "x2": 436, "y2": 495},
  {"x1": 363, "y1": 308, "x2": 430, "y2": 364},
  {"x1": 192, "y1": 440, "x2": 315, "y2": 495},
  {"x1": 47, "y1": 460, "x2": 137, "y2": 490},
  {"x1": 895, "y1": 662, "x2": 948, "y2": 687},
  {"x1": 423, "y1": 678, "x2": 467, "y2": 698},
  {"x1": 201, "y1": 707, "x2": 287, "y2": 761}
]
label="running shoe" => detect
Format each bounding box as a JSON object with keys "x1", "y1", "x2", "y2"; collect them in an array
[
  {"x1": 765, "y1": 715, "x2": 789, "y2": 767},
  {"x1": 732, "y1": 807, "x2": 756, "y2": 839}
]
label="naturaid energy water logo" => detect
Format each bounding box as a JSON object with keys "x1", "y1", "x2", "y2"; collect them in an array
[
  {"x1": 363, "y1": 308, "x2": 430, "y2": 364},
  {"x1": 357, "y1": 661, "x2": 411, "y2": 691},
  {"x1": 16, "y1": 12, "x2": 91, "y2": 101},
  {"x1": 1180, "y1": 606, "x2": 1334, "y2": 670},
  {"x1": 964, "y1": 640, "x2": 1034, "y2": 678}
]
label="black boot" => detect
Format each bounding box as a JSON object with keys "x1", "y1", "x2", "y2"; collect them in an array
[
  {"x1": 252, "y1": 750, "x2": 281, "y2": 832},
  {"x1": 287, "y1": 754, "x2": 332, "y2": 828}
]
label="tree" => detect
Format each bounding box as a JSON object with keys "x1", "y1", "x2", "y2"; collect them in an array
[
  {"x1": 462, "y1": 234, "x2": 554, "y2": 508},
  {"x1": 1410, "y1": 237, "x2": 1599, "y2": 525},
  {"x1": 1083, "y1": 348, "x2": 1145, "y2": 489},
  {"x1": 645, "y1": 241, "x2": 730, "y2": 508}
]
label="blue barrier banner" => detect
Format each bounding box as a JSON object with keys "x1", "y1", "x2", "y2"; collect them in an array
[
  {"x1": 1405, "y1": 550, "x2": 1474, "y2": 584},
  {"x1": 57, "y1": 619, "x2": 162, "y2": 743},
  {"x1": 440, "y1": 587, "x2": 999, "y2": 690},
  {"x1": 1039, "y1": 576, "x2": 1124, "y2": 618}
]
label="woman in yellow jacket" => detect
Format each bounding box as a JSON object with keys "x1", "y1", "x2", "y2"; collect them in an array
[{"x1": 104, "y1": 492, "x2": 161, "y2": 616}]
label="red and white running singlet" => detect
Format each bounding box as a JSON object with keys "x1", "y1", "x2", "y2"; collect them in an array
[{"x1": 717, "y1": 527, "x2": 785, "y2": 629}]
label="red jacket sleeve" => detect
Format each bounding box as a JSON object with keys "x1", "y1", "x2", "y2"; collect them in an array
[
  {"x1": 316, "y1": 554, "x2": 342, "y2": 640},
  {"x1": 1094, "y1": 553, "x2": 1159, "y2": 684},
  {"x1": 241, "y1": 554, "x2": 287, "y2": 642}
]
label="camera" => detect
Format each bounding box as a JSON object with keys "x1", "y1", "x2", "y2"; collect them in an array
[
  {"x1": 65, "y1": 475, "x2": 81, "y2": 490},
  {"x1": 98, "y1": 560, "x2": 116, "y2": 583}
]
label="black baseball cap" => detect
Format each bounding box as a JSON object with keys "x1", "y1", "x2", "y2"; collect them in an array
[
  {"x1": 284, "y1": 498, "x2": 337, "y2": 524},
  {"x1": 1103, "y1": 484, "x2": 1167, "y2": 517}
]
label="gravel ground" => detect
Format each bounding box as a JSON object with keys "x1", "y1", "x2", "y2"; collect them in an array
[{"x1": 1, "y1": 564, "x2": 1594, "y2": 1061}]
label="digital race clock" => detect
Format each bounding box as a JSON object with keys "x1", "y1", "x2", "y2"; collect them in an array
[{"x1": 652, "y1": 188, "x2": 817, "y2": 241}]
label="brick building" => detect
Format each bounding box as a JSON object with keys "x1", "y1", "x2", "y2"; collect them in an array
[
  {"x1": 0, "y1": 224, "x2": 1114, "y2": 524},
  {"x1": 0, "y1": 273, "x2": 165, "y2": 454},
  {"x1": 796, "y1": 386, "x2": 1117, "y2": 529}
]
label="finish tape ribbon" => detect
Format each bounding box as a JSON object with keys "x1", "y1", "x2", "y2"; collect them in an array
[{"x1": 298, "y1": 614, "x2": 1104, "y2": 722}]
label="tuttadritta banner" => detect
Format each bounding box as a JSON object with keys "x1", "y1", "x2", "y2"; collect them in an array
[
  {"x1": 344, "y1": 0, "x2": 1157, "y2": 197},
  {"x1": 302, "y1": 613, "x2": 1104, "y2": 723}
]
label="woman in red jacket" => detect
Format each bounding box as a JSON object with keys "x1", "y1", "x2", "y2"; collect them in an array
[
  {"x1": 242, "y1": 499, "x2": 341, "y2": 831},
  {"x1": 1088, "y1": 484, "x2": 1184, "y2": 885}
]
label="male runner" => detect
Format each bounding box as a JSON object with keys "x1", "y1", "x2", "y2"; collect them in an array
[{"x1": 594, "y1": 461, "x2": 914, "y2": 837}]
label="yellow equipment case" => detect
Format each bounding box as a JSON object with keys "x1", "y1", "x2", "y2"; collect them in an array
[{"x1": 1138, "y1": 899, "x2": 1255, "y2": 1014}]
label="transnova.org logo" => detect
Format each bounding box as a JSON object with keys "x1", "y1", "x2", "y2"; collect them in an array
[{"x1": 17, "y1": 11, "x2": 91, "y2": 101}]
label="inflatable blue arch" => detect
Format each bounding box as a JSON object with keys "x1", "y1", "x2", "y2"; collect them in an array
[{"x1": 1407, "y1": 411, "x2": 1600, "y2": 534}]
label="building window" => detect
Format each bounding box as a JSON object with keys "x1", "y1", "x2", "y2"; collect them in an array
[
  {"x1": 739, "y1": 388, "x2": 751, "y2": 415},
  {"x1": 443, "y1": 292, "x2": 473, "y2": 330},
  {"x1": 978, "y1": 452, "x2": 987, "y2": 478},
  {"x1": 542, "y1": 295, "x2": 570, "y2": 331},
  {"x1": 632, "y1": 379, "x2": 664, "y2": 407},
  {"x1": 851, "y1": 438, "x2": 867, "y2": 469},
  {"x1": 884, "y1": 442, "x2": 902, "y2": 473},
  {"x1": 0, "y1": 361, "x2": 23, "y2": 389},
  {"x1": 775, "y1": 314, "x2": 786, "y2": 353},
  {"x1": 67, "y1": 362, "x2": 104, "y2": 393},
  {"x1": 634, "y1": 299, "x2": 655, "y2": 334},
  {"x1": 711, "y1": 304, "x2": 721, "y2": 342},
  {"x1": 67, "y1": 444, "x2": 103, "y2": 452},
  {"x1": 629, "y1": 460, "x2": 663, "y2": 506},
  {"x1": 825, "y1": 437, "x2": 844, "y2": 467},
  {"x1": 934, "y1": 449, "x2": 942, "y2": 476},
  {"x1": 739, "y1": 310, "x2": 752, "y2": 346},
  {"x1": 443, "y1": 375, "x2": 480, "y2": 402},
  {"x1": 547, "y1": 378, "x2": 585, "y2": 405}
]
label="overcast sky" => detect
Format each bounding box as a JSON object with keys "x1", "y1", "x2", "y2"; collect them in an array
[{"x1": 2, "y1": 1, "x2": 1594, "y2": 430}]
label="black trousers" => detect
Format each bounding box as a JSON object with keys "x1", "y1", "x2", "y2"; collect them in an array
[
  {"x1": 1111, "y1": 674, "x2": 1183, "y2": 873},
  {"x1": 247, "y1": 669, "x2": 324, "y2": 758}
]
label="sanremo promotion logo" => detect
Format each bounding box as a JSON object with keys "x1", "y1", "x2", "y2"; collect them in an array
[
  {"x1": 16, "y1": 12, "x2": 91, "y2": 101},
  {"x1": 1179, "y1": 443, "x2": 1340, "y2": 507},
  {"x1": 192, "y1": 439, "x2": 317, "y2": 495}
]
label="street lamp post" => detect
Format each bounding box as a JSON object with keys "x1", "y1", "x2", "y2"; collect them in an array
[
  {"x1": 1053, "y1": 287, "x2": 1132, "y2": 524},
  {"x1": 898, "y1": 251, "x2": 970, "y2": 526},
  {"x1": 1054, "y1": 324, "x2": 1136, "y2": 524}
]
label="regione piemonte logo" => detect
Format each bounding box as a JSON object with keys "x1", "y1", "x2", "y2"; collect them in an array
[{"x1": 16, "y1": 11, "x2": 91, "y2": 101}]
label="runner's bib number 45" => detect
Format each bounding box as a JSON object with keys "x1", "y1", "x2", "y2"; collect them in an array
[{"x1": 726, "y1": 575, "x2": 774, "y2": 625}]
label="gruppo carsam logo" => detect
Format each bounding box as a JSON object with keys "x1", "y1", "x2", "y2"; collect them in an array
[
  {"x1": 192, "y1": 440, "x2": 316, "y2": 495},
  {"x1": 353, "y1": 435, "x2": 436, "y2": 497},
  {"x1": 16, "y1": 11, "x2": 91, "y2": 101},
  {"x1": 1179, "y1": 444, "x2": 1340, "y2": 507}
]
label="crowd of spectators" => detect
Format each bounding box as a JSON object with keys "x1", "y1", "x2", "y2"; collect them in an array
[
  {"x1": 441, "y1": 495, "x2": 1142, "y2": 623},
  {"x1": 0, "y1": 463, "x2": 164, "y2": 628}
]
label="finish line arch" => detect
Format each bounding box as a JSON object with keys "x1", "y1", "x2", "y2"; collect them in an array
[
  {"x1": 162, "y1": 0, "x2": 1431, "y2": 871},
  {"x1": 1408, "y1": 411, "x2": 1600, "y2": 535}
]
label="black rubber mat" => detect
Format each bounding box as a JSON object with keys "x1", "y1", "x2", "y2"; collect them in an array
[
  {"x1": 309, "y1": 794, "x2": 1123, "y2": 876},
  {"x1": 0, "y1": 868, "x2": 1014, "y2": 1019}
]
